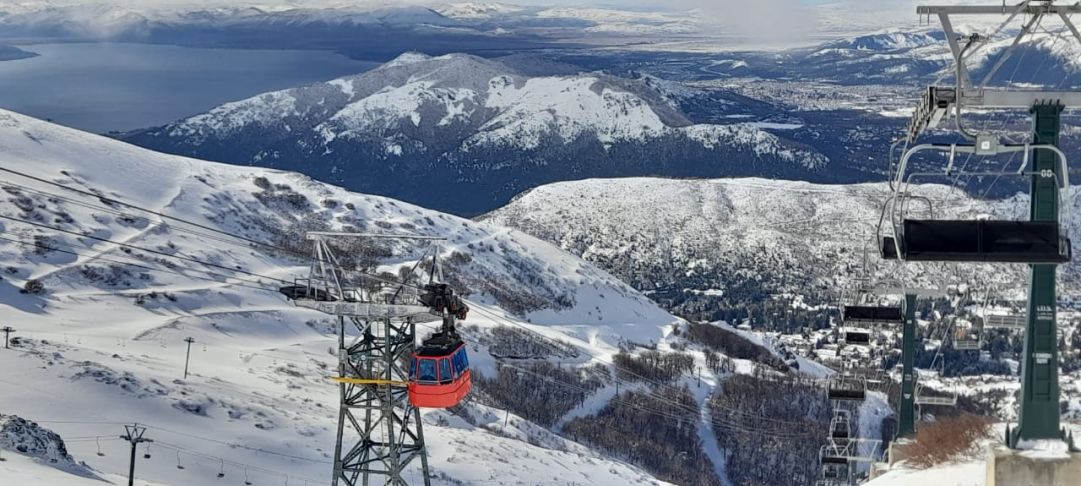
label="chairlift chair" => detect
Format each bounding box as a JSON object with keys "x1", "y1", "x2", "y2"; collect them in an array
[
  {"x1": 953, "y1": 318, "x2": 981, "y2": 351},
  {"x1": 820, "y1": 463, "x2": 848, "y2": 483},
  {"x1": 841, "y1": 328, "x2": 872, "y2": 345},
  {"x1": 830, "y1": 410, "x2": 852, "y2": 440},
  {"x1": 881, "y1": 143, "x2": 1072, "y2": 264},
  {"x1": 819, "y1": 443, "x2": 851, "y2": 465},
  {"x1": 984, "y1": 313, "x2": 1027, "y2": 330},
  {"x1": 827, "y1": 373, "x2": 867, "y2": 402},
  {"x1": 840, "y1": 285, "x2": 901, "y2": 346},
  {"x1": 914, "y1": 381, "x2": 958, "y2": 407},
  {"x1": 843, "y1": 305, "x2": 903, "y2": 325}
]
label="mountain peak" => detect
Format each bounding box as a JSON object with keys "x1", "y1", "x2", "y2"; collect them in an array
[{"x1": 384, "y1": 51, "x2": 432, "y2": 68}]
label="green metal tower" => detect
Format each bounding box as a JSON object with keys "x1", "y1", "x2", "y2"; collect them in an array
[
  {"x1": 907, "y1": 2, "x2": 1081, "y2": 449},
  {"x1": 1010, "y1": 103, "x2": 1065, "y2": 446},
  {"x1": 896, "y1": 293, "x2": 918, "y2": 439}
]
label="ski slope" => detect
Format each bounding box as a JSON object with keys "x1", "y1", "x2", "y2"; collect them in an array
[{"x1": 0, "y1": 108, "x2": 678, "y2": 485}]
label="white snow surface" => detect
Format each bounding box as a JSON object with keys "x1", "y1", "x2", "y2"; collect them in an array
[{"x1": 0, "y1": 109, "x2": 679, "y2": 485}]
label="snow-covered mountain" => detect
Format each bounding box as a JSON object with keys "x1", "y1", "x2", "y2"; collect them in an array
[
  {"x1": 0, "y1": 108, "x2": 689, "y2": 485},
  {"x1": 122, "y1": 52, "x2": 826, "y2": 215},
  {"x1": 483, "y1": 177, "x2": 1081, "y2": 320},
  {"x1": 799, "y1": 26, "x2": 1081, "y2": 84}
]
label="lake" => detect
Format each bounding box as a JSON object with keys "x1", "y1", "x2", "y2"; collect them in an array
[{"x1": 0, "y1": 42, "x2": 379, "y2": 133}]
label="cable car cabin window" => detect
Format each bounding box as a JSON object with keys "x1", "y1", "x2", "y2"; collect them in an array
[
  {"x1": 452, "y1": 348, "x2": 466, "y2": 375},
  {"x1": 439, "y1": 358, "x2": 453, "y2": 384},
  {"x1": 409, "y1": 359, "x2": 418, "y2": 381},
  {"x1": 418, "y1": 359, "x2": 437, "y2": 383}
]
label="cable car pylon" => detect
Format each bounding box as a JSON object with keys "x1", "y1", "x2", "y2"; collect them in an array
[{"x1": 281, "y1": 231, "x2": 466, "y2": 486}]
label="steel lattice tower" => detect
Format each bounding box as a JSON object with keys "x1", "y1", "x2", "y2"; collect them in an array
[
  {"x1": 285, "y1": 232, "x2": 444, "y2": 486},
  {"x1": 331, "y1": 314, "x2": 429, "y2": 486}
]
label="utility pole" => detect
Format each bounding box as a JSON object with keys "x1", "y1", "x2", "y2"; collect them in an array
[
  {"x1": 182, "y1": 337, "x2": 195, "y2": 379},
  {"x1": 897, "y1": 294, "x2": 917, "y2": 439},
  {"x1": 120, "y1": 423, "x2": 152, "y2": 486},
  {"x1": 2, "y1": 326, "x2": 14, "y2": 349}
]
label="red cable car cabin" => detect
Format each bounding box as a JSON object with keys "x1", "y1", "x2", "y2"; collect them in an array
[{"x1": 408, "y1": 336, "x2": 471, "y2": 408}]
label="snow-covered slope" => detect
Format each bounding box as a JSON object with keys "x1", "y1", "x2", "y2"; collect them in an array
[
  {"x1": 865, "y1": 424, "x2": 1081, "y2": 486},
  {"x1": 483, "y1": 177, "x2": 1081, "y2": 317},
  {"x1": 122, "y1": 52, "x2": 826, "y2": 215},
  {"x1": 0, "y1": 108, "x2": 678, "y2": 485}
]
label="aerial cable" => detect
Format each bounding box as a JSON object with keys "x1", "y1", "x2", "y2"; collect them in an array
[
  {"x1": 0, "y1": 165, "x2": 293, "y2": 255},
  {"x1": 0, "y1": 213, "x2": 294, "y2": 285},
  {"x1": 0, "y1": 180, "x2": 261, "y2": 252},
  {"x1": 464, "y1": 303, "x2": 819, "y2": 430},
  {"x1": 0, "y1": 168, "x2": 431, "y2": 293},
  {"x1": 0, "y1": 234, "x2": 283, "y2": 294},
  {"x1": 501, "y1": 363, "x2": 818, "y2": 439}
]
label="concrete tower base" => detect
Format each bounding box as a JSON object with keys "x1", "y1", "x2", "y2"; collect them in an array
[{"x1": 986, "y1": 443, "x2": 1081, "y2": 486}]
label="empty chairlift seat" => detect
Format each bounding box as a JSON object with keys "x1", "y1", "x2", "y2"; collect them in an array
[
  {"x1": 841, "y1": 329, "x2": 871, "y2": 345},
  {"x1": 819, "y1": 445, "x2": 850, "y2": 465},
  {"x1": 843, "y1": 305, "x2": 903, "y2": 324},
  {"x1": 827, "y1": 374, "x2": 866, "y2": 402},
  {"x1": 881, "y1": 220, "x2": 1071, "y2": 263},
  {"x1": 985, "y1": 314, "x2": 1027, "y2": 329},
  {"x1": 830, "y1": 411, "x2": 851, "y2": 440}
]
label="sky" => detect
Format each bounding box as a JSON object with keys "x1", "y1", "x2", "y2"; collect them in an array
[{"x1": 11, "y1": 0, "x2": 945, "y2": 44}]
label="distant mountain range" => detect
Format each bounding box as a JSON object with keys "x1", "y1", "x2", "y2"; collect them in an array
[
  {"x1": 121, "y1": 52, "x2": 827, "y2": 215},
  {"x1": 0, "y1": 2, "x2": 699, "y2": 59}
]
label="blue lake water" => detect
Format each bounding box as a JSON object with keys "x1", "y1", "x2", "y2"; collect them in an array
[{"x1": 0, "y1": 42, "x2": 379, "y2": 133}]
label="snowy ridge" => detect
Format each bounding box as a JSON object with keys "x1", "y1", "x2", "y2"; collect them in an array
[{"x1": 484, "y1": 177, "x2": 1081, "y2": 307}]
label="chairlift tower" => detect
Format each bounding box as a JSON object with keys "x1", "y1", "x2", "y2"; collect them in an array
[
  {"x1": 903, "y1": 1, "x2": 1081, "y2": 447},
  {"x1": 843, "y1": 279, "x2": 947, "y2": 438},
  {"x1": 283, "y1": 232, "x2": 447, "y2": 486}
]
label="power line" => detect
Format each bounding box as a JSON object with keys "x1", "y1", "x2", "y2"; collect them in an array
[{"x1": 464, "y1": 303, "x2": 824, "y2": 432}]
